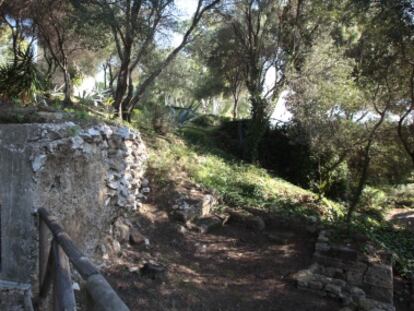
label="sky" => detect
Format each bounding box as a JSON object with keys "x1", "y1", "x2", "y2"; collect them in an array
[
  {"x1": 170, "y1": 0, "x2": 199, "y2": 47},
  {"x1": 175, "y1": 0, "x2": 198, "y2": 18}
]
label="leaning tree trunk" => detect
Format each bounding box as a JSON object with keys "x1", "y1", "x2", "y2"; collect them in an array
[{"x1": 346, "y1": 106, "x2": 387, "y2": 225}]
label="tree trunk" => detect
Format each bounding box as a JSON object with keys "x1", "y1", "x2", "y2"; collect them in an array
[
  {"x1": 114, "y1": 45, "x2": 132, "y2": 120},
  {"x1": 103, "y1": 63, "x2": 108, "y2": 89},
  {"x1": 244, "y1": 96, "x2": 268, "y2": 162},
  {"x1": 233, "y1": 95, "x2": 239, "y2": 120},
  {"x1": 62, "y1": 65, "x2": 73, "y2": 106}
]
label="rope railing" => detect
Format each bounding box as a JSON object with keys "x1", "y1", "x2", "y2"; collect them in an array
[{"x1": 34, "y1": 208, "x2": 129, "y2": 311}]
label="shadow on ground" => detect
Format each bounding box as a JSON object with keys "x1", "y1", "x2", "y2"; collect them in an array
[{"x1": 104, "y1": 199, "x2": 341, "y2": 311}]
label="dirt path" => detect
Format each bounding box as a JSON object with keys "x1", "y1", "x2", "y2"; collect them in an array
[
  {"x1": 386, "y1": 207, "x2": 414, "y2": 232},
  {"x1": 104, "y1": 203, "x2": 341, "y2": 311}
]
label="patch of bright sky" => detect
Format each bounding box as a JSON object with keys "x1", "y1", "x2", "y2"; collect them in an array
[
  {"x1": 169, "y1": 0, "x2": 198, "y2": 47},
  {"x1": 265, "y1": 65, "x2": 292, "y2": 123}
]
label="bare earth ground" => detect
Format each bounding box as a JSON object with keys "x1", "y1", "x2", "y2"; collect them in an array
[
  {"x1": 104, "y1": 200, "x2": 342, "y2": 311},
  {"x1": 387, "y1": 207, "x2": 414, "y2": 232}
]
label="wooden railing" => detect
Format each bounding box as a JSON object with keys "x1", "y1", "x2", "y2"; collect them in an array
[{"x1": 34, "y1": 208, "x2": 129, "y2": 311}]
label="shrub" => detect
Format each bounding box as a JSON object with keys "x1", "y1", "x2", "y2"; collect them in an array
[{"x1": 0, "y1": 48, "x2": 46, "y2": 104}]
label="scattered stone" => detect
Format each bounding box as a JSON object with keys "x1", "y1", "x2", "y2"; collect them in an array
[
  {"x1": 128, "y1": 266, "x2": 140, "y2": 273},
  {"x1": 32, "y1": 154, "x2": 47, "y2": 172},
  {"x1": 113, "y1": 218, "x2": 131, "y2": 243},
  {"x1": 201, "y1": 194, "x2": 216, "y2": 216},
  {"x1": 107, "y1": 180, "x2": 119, "y2": 190},
  {"x1": 190, "y1": 216, "x2": 222, "y2": 234},
  {"x1": 309, "y1": 280, "x2": 324, "y2": 290},
  {"x1": 70, "y1": 136, "x2": 84, "y2": 150},
  {"x1": 351, "y1": 286, "x2": 366, "y2": 300},
  {"x1": 179, "y1": 225, "x2": 188, "y2": 234},
  {"x1": 112, "y1": 239, "x2": 121, "y2": 255},
  {"x1": 325, "y1": 283, "x2": 342, "y2": 296},
  {"x1": 72, "y1": 282, "x2": 81, "y2": 291},
  {"x1": 129, "y1": 228, "x2": 145, "y2": 245}
]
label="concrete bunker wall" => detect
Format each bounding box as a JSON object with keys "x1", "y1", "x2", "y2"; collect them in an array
[{"x1": 0, "y1": 122, "x2": 147, "y2": 285}]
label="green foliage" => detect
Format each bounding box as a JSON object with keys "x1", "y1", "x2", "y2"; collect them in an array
[
  {"x1": 132, "y1": 101, "x2": 176, "y2": 134},
  {"x1": 352, "y1": 217, "x2": 414, "y2": 277},
  {"x1": 148, "y1": 133, "x2": 345, "y2": 222},
  {"x1": 359, "y1": 187, "x2": 388, "y2": 211},
  {"x1": 0, "y1": 48, "x2": 46, "y2": 104},
  {"x1": 67, "y1": 125, "x2": 82, "y2": 137},
  {"x1": 190, "y1": 115, "x2": 224, "y2": 128}
]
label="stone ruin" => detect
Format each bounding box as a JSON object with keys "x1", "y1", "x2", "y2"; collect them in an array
[
  {"x1": 0, "y1": 122, "x2": 147, "y2": 288},
  {"x1": 294, "y1": 230, "x2": 395, "y2": 311}
]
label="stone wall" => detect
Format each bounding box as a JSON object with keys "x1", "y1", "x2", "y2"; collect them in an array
[
  {"x1": 294, "y1": 230, "x2": 395, "y2": 311},
  {"x1": 0, "y1": 122, "x2": 147, "y2": 286}
]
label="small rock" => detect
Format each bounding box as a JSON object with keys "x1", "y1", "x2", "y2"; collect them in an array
[
  {"x1": 128, "y1": 266, "x2": 140, "y2": 273},
  {"x1": 191, "y1": 216, "x2": 222, "y2": 234},
  {"x1": 325, "y1": 283, "x2": 342, "y2": 296},
  {"x1": 129, "y1": 228, "x2": 145, "y2": 245},
  {"x1": 315, "y1": 242, "x2": 330, "y2": 252},
  {"x1": 99, "y1": 124, "x2": 113, "y2": 138},
  {"x1": 112, "y1": 240, "x2": 121, "y2": 254},
  {"x1": 142, "y1": 187, "x2": 151, "y2": 194},
  {"x1": 107, "y1": 180, "x2": 119, "y2": 190},
  {"x1": 309, "y1": 280, "x2": 324, "y2": 290},
  {"x1": 251, "y1": 216, "x2": 266, "y2": 231},
  {"x1": 113, "y1": 218, "x2": 130, "y2": 243},
  {"x1": 177, "y1": 225, "x2": 187, "y2": 234},
  {"x1": 70, "y1": 136, "x2": 84, "y2": 150},
  {"x1": 200, "y1": 194, "x2": 217, "y2": 216},
  {"x1": 116, "y1": 127, "x2": 134, "y2": 140},
  {"x1": 32, "y1": 154, "x2": 47, "y2": 172},
  {"x1": 351, "y1": 287, "x2": 366, "y2": 300}
]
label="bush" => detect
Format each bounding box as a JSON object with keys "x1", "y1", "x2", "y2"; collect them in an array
[
  {"x1": 191, "y1": 114, "x2": 224, "y2": 128},
  {"x1": 0, "y1": 49, "x2": 46, "y2": 104},
  {"x1": 133, "y1": 102, "x2": 176, "y2": 134}
]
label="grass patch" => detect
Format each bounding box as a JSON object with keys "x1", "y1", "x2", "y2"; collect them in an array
[{"x1": 146, "y1": 132, "x2": 345, "y2": 222}]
